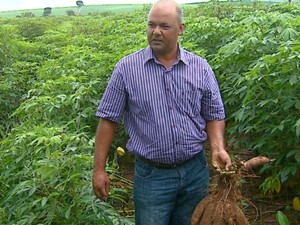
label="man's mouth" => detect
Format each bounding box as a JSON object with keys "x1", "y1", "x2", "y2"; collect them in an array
[{"x1": 152, "y1": 39, "x2": 163, "y2": 43}]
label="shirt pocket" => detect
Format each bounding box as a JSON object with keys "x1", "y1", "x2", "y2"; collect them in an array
[{"x1": 174, "y1": 89, "x2": 202, "y2": 117}]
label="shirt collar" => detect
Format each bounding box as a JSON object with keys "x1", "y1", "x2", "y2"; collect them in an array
[{"x1": 143, "y1": 45, "x2": 189, "y2": 66}]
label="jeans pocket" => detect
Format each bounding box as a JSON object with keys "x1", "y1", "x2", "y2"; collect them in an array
[
  {"x1": 135, "y1": 159, "x2": 154, "y2": 178},
  {"x1": 196, "y1": 151, "x2": 208, "y2": 168}
]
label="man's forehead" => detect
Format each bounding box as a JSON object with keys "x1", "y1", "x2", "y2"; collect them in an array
[
  {"x1": 148, "y1": 9, "x2": 176, "y2": 20},
  {"x1": 149, "y1": 2, "x2": 177, "y2": 15}
]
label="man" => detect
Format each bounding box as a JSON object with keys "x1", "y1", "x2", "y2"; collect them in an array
[{"x1": 92, "y1": 0, "x2": 232, "y2": 224}]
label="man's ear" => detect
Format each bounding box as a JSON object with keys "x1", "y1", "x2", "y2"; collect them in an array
[{"x1": 178, "y1": 23, "x2": 185, "y2": 36}]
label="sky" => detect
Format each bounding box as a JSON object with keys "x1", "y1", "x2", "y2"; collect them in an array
[{"x1": 0, "y1": 0, "x2": 204, "y2": 12}]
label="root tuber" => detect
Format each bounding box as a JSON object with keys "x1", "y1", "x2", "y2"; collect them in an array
[
  {"x1": 191, "y1": 155, "x2": 273, "y2": 225},
  {"x1": 242, "y1": 156, "x2": 274, "y2": 171}
]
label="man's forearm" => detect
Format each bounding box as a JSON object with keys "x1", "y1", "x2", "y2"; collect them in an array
[
  {"x1": 93, "y1": 119, "x2": 117, "y2": 172},
  {"x1": 206, "y1": 120, "x2": 226, "y2": 153}
]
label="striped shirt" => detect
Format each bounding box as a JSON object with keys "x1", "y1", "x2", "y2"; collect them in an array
[{"x1": 96, "y1": 45, "x2": 225, "y2": 164}]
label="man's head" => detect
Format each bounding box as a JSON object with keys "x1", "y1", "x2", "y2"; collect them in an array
[{"x1": 147, "y1": 0, "x2": 185, "y2": 57}]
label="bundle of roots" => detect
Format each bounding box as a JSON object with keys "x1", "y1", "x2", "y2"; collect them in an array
[{"x1": 191, "y1": 156, "x2": 273, "y2": 225}]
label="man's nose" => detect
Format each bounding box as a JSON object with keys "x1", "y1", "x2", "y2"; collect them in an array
[{"x1": 153, "y1": 26, "x2": 162, "y2": 35}]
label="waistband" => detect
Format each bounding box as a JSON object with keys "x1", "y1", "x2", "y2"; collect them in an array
[{"x1": 136, "y1": 151, "x2": 203, "y2": 169}]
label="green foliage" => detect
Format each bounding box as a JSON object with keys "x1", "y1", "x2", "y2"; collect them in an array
[
  {"x1": 0, "y1": 10, "x2": 145, "y2": 225},
  {"x1": 17, "y1": 18, "x2": 54, "y2": 40},
  {"x1": 1, "y1": 3, "x2": 300, "y2": 224},
  {"x1": 0, "y1": 25, "x2": 19, "y2": 68},
  {"x1": 202, "y1": 6, "x2": 300, "y2": 193},
  {"x1": 0, "y1": 26, "x2": 47, "y2": 136},
  {"x1": 0, "y1": 124, "x2": 131, "y2": 224},
  {"x1": 17, "y1": 12, "x2": 35, "y2": 18},
  {"x1": 66, "y1": 10, "x2": 76, "y2": 16},
  {"x1": 276, "y1": 211, "x2": 290, "y2": 225}
]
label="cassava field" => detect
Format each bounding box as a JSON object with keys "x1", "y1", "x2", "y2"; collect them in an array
[{"x1": 0, "y1": 2, "x2": 300, "y2": 225}]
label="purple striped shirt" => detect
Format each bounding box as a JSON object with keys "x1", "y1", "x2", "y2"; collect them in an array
[{"x1": 96, "y1": 46, "x2": 225, "y2": 164}]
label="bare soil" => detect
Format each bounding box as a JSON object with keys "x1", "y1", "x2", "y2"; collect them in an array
[{"x1": 241, "y1": 175, "x2": 300, "y2": 225}]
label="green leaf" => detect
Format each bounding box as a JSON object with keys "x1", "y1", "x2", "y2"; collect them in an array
[
  {"x1": 104, "y1": 214, "x2": 115, "y2": 225},
  {"x1": 49, "y1": 135, "x2": 62, "y2": 146},
  {"x1": 281, "y1": 28, "x2": 298, "y2": 41},
  {"x1": 295, "y1": 119, "x2": 300, "y2": 137},
  {"x1": 276, "y1": 211, "x2": 290, "y2": 225},
  {"x1": 295, "y1": 152, "x2": 300, "y2": 163},
  {"x1": 28, "y1": 187, "x2": 36, "y2": 197},
  {"x1": 295, "y1": 101, "x2": 300, "y2": 110},
  {"x1": 289, "y1": 75, "x2": 298, "y2": 86},
  {"x1": 280, "y1": 165, "x2": 298, "y2": 183},
  {"x1": 49, "y1": 192, "x2": 60, "y2": 197},
  {"x1": 65, "y1": 206, "x2": 72, "y2": 219},
  {"x1": 41, "y1": 197, "x2": 48, "y2": 208},
  {"x1": 286, "y1": 150, "x2": 297, "y2": 158},
  {"x1": 36, "y1": 165, "x2": 57, "y2": 179}
]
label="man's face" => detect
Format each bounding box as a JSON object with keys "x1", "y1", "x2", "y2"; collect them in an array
[{"x1": 147, "y1": 3, "x2": 184, "y2": 56}]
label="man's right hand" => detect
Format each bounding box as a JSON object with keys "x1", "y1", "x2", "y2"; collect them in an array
[
  {"x1": 92, "y1": 170, "x2": 110, "y2": 200},
  {"x1": 93, "y1": 119, "x2": 117, "y2": 200}
]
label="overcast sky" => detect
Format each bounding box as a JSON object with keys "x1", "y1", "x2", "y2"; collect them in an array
[{"x1": 0, "y1": 0, "x2": 204, "y2": 11}]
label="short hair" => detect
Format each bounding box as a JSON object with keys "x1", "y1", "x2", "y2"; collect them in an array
[{"x1": 150, "y1": 0, "x2": 183, "y2": 25}]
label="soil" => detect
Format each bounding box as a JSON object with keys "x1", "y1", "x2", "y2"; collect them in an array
[
  {"x1": 117, "y1": 151, "x2": 300, "y2": 225},
  {"x1": 241, "y1": 174, "x2": 300, "y2": 225}
]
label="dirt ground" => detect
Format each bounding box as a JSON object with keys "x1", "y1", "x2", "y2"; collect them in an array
[
  {"x1": 236, "y1": 150, "x2": 300, "y2": 225},
  {"x1": 117, "y1": 151, "x2": 300, "y2": 225},
  {"x1": 241, "y1": 174, "x2": 300, "y2": 225}
]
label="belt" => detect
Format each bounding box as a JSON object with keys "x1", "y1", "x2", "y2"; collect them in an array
[{"x1": 136, "y1": 152, "x2": 203, "y2": 169}]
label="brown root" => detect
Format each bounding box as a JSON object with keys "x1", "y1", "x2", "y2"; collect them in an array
[
  {"x1": 212, "y1": 200, "x2": 227, "y2": 225},
  {"x1": 191, "y1": 196, "x2": 212, "y2": 225},
  {"x1": 191, "y1": 195, "x2": 250, "y2": 225},
  {"x1": 191, "y1": 156, "x2": 269, "y2": 225},
  {"x1": 197, "y1": 201, "x2": 216, "y2": 225},
  {"x1": 241, "y1": 156, "x2": 273, "y2": 171},
  {"x1": 234, "y1": 204, "x2": 250, "y2": 225}
]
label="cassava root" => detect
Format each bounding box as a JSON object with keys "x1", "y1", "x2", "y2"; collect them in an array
[
  {"x1": 191, "y1": 156, "x2": 273, "y2": 225},
  {"x1": 242, "y1": 156, "x2": 274, "y2": 171}
]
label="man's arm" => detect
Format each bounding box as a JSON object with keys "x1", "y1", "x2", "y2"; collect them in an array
[
  {"x1": 206, "y1": 120, "x2": 232, "y2": 170},
  {"x1": 92, "y1": 118, "x2": 117, "y2": 200}
]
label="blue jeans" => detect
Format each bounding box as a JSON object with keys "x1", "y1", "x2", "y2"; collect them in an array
[{"x1": 134, "y1": 151, "x2": 209, "y2": 225}]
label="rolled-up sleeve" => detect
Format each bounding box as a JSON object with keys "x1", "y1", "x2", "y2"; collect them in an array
[
  {"x1": 201, "y1": 67, "x2": 225, "y2": 121},
  {"x1": 96, "y1": 65, "x2": 127, "y2": 123}
]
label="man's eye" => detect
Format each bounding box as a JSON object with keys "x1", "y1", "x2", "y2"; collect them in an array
[
  {"x1": 161, "y1": 25, "x2": 170, "y2": 30},
  {"x1": 148, "y1": 24, "x2": 156, "y2": 28}
]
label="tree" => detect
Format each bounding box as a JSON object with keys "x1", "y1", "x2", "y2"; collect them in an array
[
  {"x1": 76, "y1": 1, "x2": 84, "y2": 15},
  {"x1": 66, "y1": 10, "x2": 76, "y2": 16},
  {"x1": 43, "y1": 7, "x2": 52, "y2": 16},
  {"x1": 76, "y1": 1, "x2": 84, "y2": 7}
]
